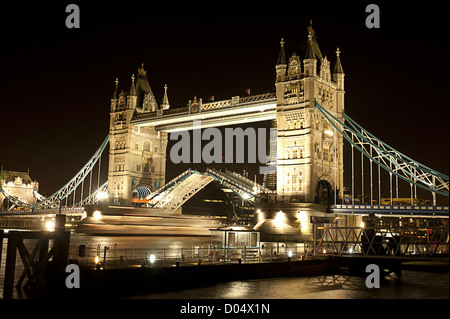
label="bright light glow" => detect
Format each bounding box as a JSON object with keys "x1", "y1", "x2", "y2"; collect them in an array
[
  {"x1": 348, "y1": 247, "x2": 353, "y2": 254},
  {"x1": 241, "y1": 193, "x2": 251, "y2": 200},
  {"x1": 149, "y1": 254, "x2": 156, "y2": 264},
  {"x1": 324, "y1": 130, "x2": 334, "y2": 136},
  {"x1": 92, "y1": 210, "x2": 102, "y2": 220},
  {"x1": 97, "y1": 191, "x2": 108, "y2": 200},
  {"x1": 94, "y1": 256, "x2": 99, "y2": 264},
  {"x1": 274, "y1": 211, "x2": 286, "y2": 228},
  {"x1": 45, "y1": 220, "x2": 55, "y2": 231},
  {"x1": 256, "y1": 209, "x2": 262, "y2": 214},
  {"x1": 360, "y1": 222, "x2": 365, "y2": 228},
  {"x1": 297, "y1": 211, "x2": 308, "y2": 227},
  {"x1": 288, "y1": 251, "x2": 293, "y2": 257}
]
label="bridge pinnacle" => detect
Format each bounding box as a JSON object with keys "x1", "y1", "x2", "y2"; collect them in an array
[
  {"x1": 334, "y1": 47, "x2": 344, "y2": 74},
  {"x1": 161, "y1": 84, "x2": 170, "y2": 110},
  {"x1": 129, "y1": 74, "x2": 136, "y2": 96},
  {"x1": 138, "y1": 63, "x2": 147, "y2": 76},
  {"x1": 276, "y1": 37, "x2": 286, "y2": 65},
  {"x1": 307, "y1": 19, "x2": 315, "y2": 37},
  {"x1": 112, "y1": 77, "x2": 119, "y2": 99}
]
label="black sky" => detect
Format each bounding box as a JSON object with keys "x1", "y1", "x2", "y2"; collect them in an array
[{"x1": 0, "y1": 1, "x2": 448, "y2": 203}]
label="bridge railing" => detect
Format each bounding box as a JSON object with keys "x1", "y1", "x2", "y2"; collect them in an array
[
  {"x1": 67, "y1": 242, "x2": 310, "y2": 269},
  {"x1": 314, "y1": 225, "x2": 449, "y2": 257},
  {"x1": 329, "y1": 204, "x2": 449, "y2": 217},
  {"x1": 331, "y1": 204, "x2": 449, "y2": 211}
]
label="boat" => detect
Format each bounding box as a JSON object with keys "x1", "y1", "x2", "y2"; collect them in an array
[{"x1": 75, "y1": 204, "x2": 227, "y2": 236}]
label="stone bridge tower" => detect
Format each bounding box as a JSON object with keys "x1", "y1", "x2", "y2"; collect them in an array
[
  {"x1": 108, "y1": 65, "x2": 169, "y2": 204},
  {"x1": 274, "y1": 23, "x2": 345, "y2": 205}
]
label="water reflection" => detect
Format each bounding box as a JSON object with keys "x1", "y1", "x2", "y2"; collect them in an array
[{"x1": 135, "y1": 271, "x2": 448, "y2": 299}]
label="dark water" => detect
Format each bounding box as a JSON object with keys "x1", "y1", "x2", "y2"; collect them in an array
[
  {"x1": 1, "y1": 233, "x2": 448, "y2": 299},
  {"x1": 133, "y1": 270, "x2": 448, "y2": 299}
]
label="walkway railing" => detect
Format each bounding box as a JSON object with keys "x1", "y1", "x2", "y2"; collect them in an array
[
  {"x1": 68, "y1": 242, "x2": 311, "y2": 269},
  {"x1": 329, "y1": 204, "x2": 449, "y2": 217},
  {"x1": 314, "y1": 225, "x2": 449, "y2": 257}
]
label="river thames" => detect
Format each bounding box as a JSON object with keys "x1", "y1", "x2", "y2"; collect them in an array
[
  {"x1": 1, "y1": 233, "x2": 448, "y2": 299},
  {"x1": 133, "y1": 269, "x2": 448, "y2": 299}
]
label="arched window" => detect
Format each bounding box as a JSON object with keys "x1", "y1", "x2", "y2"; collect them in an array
[{"x1": 143, "y1": 141, "x2": 151, "y2": 152}]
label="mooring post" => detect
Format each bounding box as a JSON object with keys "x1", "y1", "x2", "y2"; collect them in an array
[
  {"x1": 54, "y1": 214, "x2": 69, "y2": 270},
  {"x1": 313, "y1": 217, "x2": 317, "y2": 257},
  {"x1": 103, "y1": 246, "x2": 107, "y2": 270},
  {"x1": 39, "y1": 232, "x2": 50, "y2": 263},
  {"x1": 3, "y1": 231, "x2": 18, "y2": 299},
  {"x1": 0, "y1": 229, "x2": 4, "y2": 274}
]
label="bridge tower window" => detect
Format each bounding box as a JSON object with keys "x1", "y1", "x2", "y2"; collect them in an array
[{"x1": 143, "y1": 141, "x2": 151, "y2": 152}]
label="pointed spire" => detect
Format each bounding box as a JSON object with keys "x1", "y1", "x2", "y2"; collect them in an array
[
  {"x1": 161, "y1": 84, "x2": 170, "y2": 110},
  {"x1": 112, "y1": 78, "x2": 119, "y2": 99},
  {"x1": 129, "y1": 74, "x2": 136, "y2": 96},
  {"x1": 333, "y1": 47, "x2": 344, "y2": 74},
  {"x1": 276, "y1": 37, "x2": 287, "y2": 65},
  {"x1": 304, "y1": 33, "x2": 316, "y2": 59},
  {"x1": 305, "y1": 19, "x2": 322, "y2": 60}
]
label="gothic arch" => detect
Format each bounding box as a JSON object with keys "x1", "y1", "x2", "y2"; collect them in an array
[
  {"x1": 316, "y1": 175, "x2": 334, "y2": 205},
  {"x1": 132, "y1": 184, "x2": 152, "y2": 199}
]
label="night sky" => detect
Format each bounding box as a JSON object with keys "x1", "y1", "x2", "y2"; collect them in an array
[{"x1": 0, "y1": 1, "x2": 448, "y2": 204}]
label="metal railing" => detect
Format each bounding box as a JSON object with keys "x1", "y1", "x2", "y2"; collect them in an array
[
  {"x1": 68, "y1": 242, "x2": 312, "y2": 269},
  {"x1": 314, "y1": 225, "x2": 449, "y2": 257}
]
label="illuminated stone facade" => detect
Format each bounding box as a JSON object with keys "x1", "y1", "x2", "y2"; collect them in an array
[
  {"x1": 274, "y1": 24, "x2": 345, "y2": 205},
  {"x1": 0, "y1": 170, "x2": 39, "y2": 210},
  {"x1": 108, "y1": 65, "x2": 169, "y2": 204},
  {"x1": 108, "y1": 24, "x2": 345, "y2": 209}
]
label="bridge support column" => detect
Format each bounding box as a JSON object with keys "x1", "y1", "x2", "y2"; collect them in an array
[
  {"x1": 3, "y1": 231, "x2": 18, "y2": 299},
  {"x1": 54, "y1": 214, "x2": 70, "y2": 270}
]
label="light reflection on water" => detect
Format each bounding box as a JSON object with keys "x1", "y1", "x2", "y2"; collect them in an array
[
  {"x1": 1, "y1": 234, "x2": 449, "y2": 299},
  {"x1": 134, "y1": 271, "x2": 449, "y2": 299}
]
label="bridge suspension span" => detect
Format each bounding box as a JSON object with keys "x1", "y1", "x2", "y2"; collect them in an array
[
  {"x1": 314, "y1": 99, "x2": 449, "y2": 206},
  {"x1": 0, "y1": 135, "x2": 109, "y2": 211}
]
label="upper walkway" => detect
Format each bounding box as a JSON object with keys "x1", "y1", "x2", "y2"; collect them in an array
[{"x1": 131, "y1": 92, "x2": 277, "y2": 132}]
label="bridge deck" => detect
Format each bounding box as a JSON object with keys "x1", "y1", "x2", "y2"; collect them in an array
[
  {"x1": 329, "y1": 204, "x2": 449, "y2": 218},
  {"x1": 131, "y1": 93, "x2": 277, "y2": 131}
]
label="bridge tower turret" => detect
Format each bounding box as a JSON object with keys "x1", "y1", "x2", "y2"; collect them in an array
[
  {"x1": 108, "y1": 65, "x2": 168, "y2": 204},
  {"x1": 275, "y1": 22, "x2": 345, "y2": 205}
]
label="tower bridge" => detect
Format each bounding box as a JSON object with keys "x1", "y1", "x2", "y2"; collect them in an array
[{"x1": 1, "y1": 23, "x2": 448, "y2": 243}]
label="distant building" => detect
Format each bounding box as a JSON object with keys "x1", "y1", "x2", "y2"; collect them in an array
[{"x1": 0, "y1": 169, "x2": 39, "y2": 210}]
